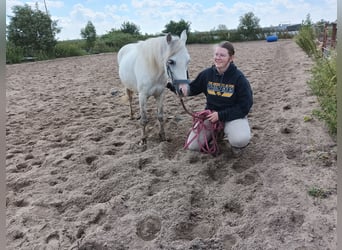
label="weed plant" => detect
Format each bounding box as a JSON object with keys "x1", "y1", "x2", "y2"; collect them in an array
[
  {"x1": 308, "y1": 187, "x2": 328, "y2": 198},
  {"x1": 295, "y1": 25, "x2": 318, "y2": 58},
  {"x1": 308, "y1": 53, "x2": 337, "y2": 136},
  {"x1": 295, "y1": 15, "x2": 337, "y2": 137}
]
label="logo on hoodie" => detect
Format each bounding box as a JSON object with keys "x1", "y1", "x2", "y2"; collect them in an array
[{"x1": 207, "y1": 81, "x2": 234, "y2": 97}]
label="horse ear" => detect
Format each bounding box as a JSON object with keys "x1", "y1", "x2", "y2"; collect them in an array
[
  {"x1": 180, "y1": 30, "x2": 187, "y2": 42},
  {"x1": 166, "y1": 33, "x2": 172, "y2": 44}
]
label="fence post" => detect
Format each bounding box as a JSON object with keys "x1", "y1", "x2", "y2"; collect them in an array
[
  {"x1": 322, "y1": 23, "x2": 328, "y2": 52},
  {"x1": 331, "y1": 22, "x2": 337, "y2": 48}
]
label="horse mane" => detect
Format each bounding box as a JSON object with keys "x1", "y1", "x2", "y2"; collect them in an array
[{"x1": 137, "y1": 34, "x2": 184, "y2": 75}]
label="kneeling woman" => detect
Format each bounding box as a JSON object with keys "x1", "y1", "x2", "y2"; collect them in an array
[{"x1": 178, "y1": 41, "x2": 253, "y2": 155}]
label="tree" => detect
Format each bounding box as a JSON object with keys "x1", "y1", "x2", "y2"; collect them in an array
[
  {"x1": 81, "y1": 21, "x2": 97, "y2": 52},
  {"x1": 120, "y1": 21, "x2": 140, "y2": 35},
  {"x1": 162, "y1": 19, "x2": 191, "y2": 35},
  {"x1": 7, "y1": 4, "x2": 60, "y2": 56},
  {"x1": 217, "y1": 24, "x2": 228, "y2": 31},
  {"x1": 237, "y1": 12, "x2": 261, "y2": 41}
]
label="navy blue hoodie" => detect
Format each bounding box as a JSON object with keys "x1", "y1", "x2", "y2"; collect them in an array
[{"x1": 188, "y1": 63, "x2": 253, "y2": 122}]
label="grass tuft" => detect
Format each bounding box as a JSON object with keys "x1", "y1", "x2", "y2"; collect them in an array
[{"x1": 308, "y1": 187, "x2": 328, "y2": 198}]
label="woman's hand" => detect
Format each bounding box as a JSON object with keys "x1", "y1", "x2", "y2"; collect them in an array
[{"x1": 207, "y1": 111, "x2": 219, "y2": 123}]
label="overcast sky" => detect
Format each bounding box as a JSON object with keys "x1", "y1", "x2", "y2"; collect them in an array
[{"x1": 6, "y1": 0, "x2": 337, "y2": 40}]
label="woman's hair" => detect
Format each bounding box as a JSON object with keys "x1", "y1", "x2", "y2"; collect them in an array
[{"x1": 218, "y1": 41, "x2": 235, "y2": 56}]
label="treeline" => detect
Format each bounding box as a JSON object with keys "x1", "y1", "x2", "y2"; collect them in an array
[{"x1": 6, "y1": 4, "x2": 295, "y2": 64}]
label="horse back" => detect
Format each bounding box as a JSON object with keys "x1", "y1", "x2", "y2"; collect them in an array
[{"x1": 118, "y1": 39, "x2": 165, "y2": 93}]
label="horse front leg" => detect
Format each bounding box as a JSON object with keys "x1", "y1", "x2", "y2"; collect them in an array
[
  {"x1": 139, "y1": 93, "x2": 148, "y2": 145},
  {"x1": 156, "y1": 93, "x2": 166, "y2": 141}
]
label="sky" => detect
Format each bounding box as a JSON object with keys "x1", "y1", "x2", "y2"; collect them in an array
[{"x1": 6, "y1": 0, "x2": 337, "y2": 41}]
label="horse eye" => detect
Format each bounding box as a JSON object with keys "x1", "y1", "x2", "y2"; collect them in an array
[{"x1": 168, "y1": 59, "x2": 175, "y2": 65}]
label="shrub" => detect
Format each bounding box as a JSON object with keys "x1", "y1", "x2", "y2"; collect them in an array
[
  {"x1": 295, "y1": 14, "x2": 318, "y2": 58},
  {"x1": 308, "y1": 52, "x2": 337, "y2": 136},
  {"x1": 92, "y1": 40, "x2": 116, "y2": 54},
  {"x1": 295, "y1": 26, "x2": 318, "y2": 57},
  {"x1": 100, "y1": 31, "x2": 143, "y2": 51},
  {"x1": 6, "y1": 42, "x2": 24, "y2": 64},
  {"x1": 295, "y1": 14, "x2": 336, "y2": 137},
  {"x1": 54, "y1": 42, "x2": 86, "y2": 58}
]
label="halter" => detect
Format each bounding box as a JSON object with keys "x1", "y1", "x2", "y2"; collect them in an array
[
  {"x1": 166, "y1": 62, "x2": 190, "y2": 91},
  {"x1": 166, "y1": 62, "x2": 202, "y2": 118}
]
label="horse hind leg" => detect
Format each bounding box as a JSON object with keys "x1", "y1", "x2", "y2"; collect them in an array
[
  {"x1": 155, "y1": 94, "x2": 166, "y2": 141},
  {"x1": 140, "y1": 124, "x2": 147, "y2": 145},
  {"x1": 126, "y1": 88, "x2": 134, "y2": 119}
]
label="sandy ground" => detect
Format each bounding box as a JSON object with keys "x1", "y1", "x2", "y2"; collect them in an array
[{"x1": 6, "y1": 40, "x2": 337, "y2": 250}]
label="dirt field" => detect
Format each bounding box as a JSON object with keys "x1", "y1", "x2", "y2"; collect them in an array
[{"x1": 6, "y1": 40, "x2": 337, "y2": 249}]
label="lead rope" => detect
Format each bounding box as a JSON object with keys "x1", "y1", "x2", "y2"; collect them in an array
[{"x1": 181, "y1": 98, "x2": 224, "y2": 155}]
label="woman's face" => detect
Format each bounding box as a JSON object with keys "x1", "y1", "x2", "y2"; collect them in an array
[{"x1": 213, "y1": 47, "x2": 233, "y2": 72}]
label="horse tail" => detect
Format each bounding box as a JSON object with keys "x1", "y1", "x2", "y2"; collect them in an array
[
  {"x1": 117, "y1": 47, "x2": 125, "y2": 65},
  {"x1": 120, "y1": 88, "x2": 132, "y2": 103}
]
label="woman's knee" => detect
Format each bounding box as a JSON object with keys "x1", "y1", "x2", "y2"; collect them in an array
[
  {"x1": 228, "y1": 132, "x2": 251, "y2": 148},
  {"x1": 224, "y1": 118, "x2": 251, "y2": 148}
]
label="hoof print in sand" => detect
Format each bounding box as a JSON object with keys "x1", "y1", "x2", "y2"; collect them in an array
[
  {"x1": 280, "y1": 126, "x2": 294, "y2": 134},
  {"x1": 174, "y1": 221, "x2": 196, "y2": 240},
  {"x1": 205, "y1": 164, "x2": 229, "y2": 183},
  {"x1": 223, "y1": 234, "x2": 237, "y2": 249},
  {"x1": 136, "y1": 214, "x2": 162, "y2": 241},
  {"x1": 232, "y1": 158, "x2": 253, "y2": 173},
  {"x1": 236, "y1": 171, "x2": 259, "y2": 186},
  {"x1": 9, "y1": 229, "x2": 24, "y2": 240},
  {"x1": 223, "y1": 200, "x2": 243, "y2": 215},
  {"x1": 85, "y1": 155, "x2": 98, "y2": 165},
  {"x1": 45, "y1": 231, "x2": 60, "y2": 248}
]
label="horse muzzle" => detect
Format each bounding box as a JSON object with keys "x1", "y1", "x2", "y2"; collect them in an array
[{"x1": 166, "y1": 79, "x2": 190, "y2": 96}]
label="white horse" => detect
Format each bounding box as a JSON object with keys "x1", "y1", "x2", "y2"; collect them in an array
[{"x1": 117, "y1": 30, "x2": 190, "y2": 144}]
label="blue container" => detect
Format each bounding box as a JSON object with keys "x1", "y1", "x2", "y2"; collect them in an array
[{"x1": 266, "y1": 35, "x2": 278, "y2": 42}]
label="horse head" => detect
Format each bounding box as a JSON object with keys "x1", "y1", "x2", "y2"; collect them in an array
[{"x1": 165, "y1": 30, "x2": 191, "y2": 92}]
